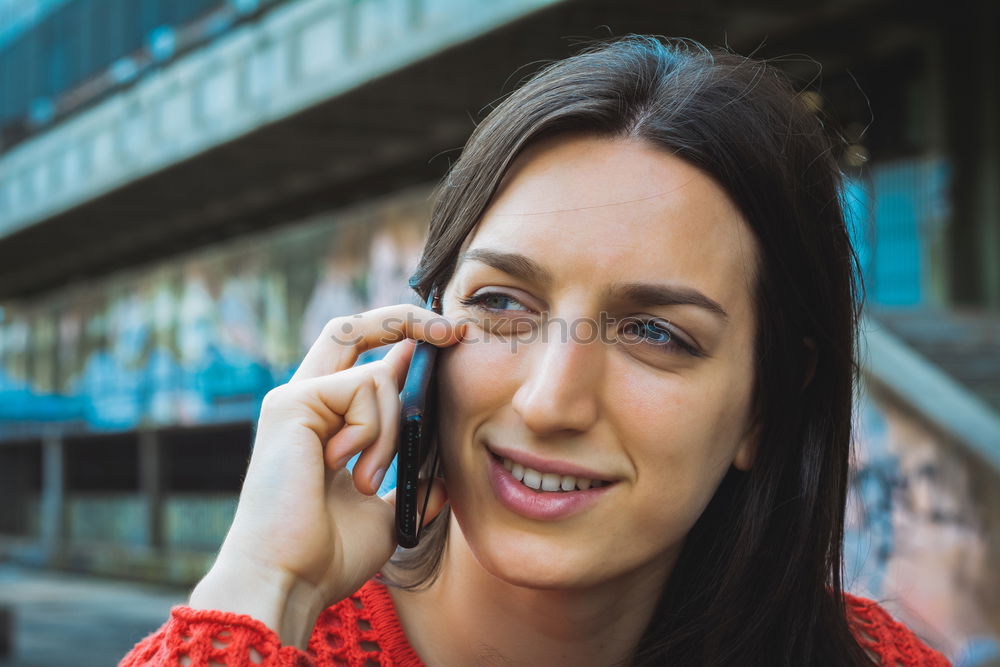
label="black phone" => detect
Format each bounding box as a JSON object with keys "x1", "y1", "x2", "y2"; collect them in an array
[{"x1": 395, "y1": 286, "x2": 442, "y2": 548}]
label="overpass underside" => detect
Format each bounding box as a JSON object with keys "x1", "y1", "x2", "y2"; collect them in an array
[{"x1": 0, "y1": 0, "x2": 902, "y2": 299}]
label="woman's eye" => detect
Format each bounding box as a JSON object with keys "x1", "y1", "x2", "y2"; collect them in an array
[
  {"x1": 459, "y1": 292, "x2": 530, "y2": 312},
  {"x1": 619, "y1": 318, "x2": 699, "y2": 357}
]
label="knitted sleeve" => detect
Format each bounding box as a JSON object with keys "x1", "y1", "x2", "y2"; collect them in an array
[
  {"x1": 118, "y1": 605, "x2": 314, "y2": 667},
  {"x1": 119, "y1": 579, "x2": 423, "y2": 667},
  {"x1": 306, "y1": 579, "x2": 424, "y2": 666},
  {"x1": 844, "y1": 593, "x2": 952, "y2": 666}
]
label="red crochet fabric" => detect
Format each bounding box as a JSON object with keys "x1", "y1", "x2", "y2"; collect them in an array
[
  {"x1": 119, "y1": 577, "x2": 422, "y2": 667},
  {"x1": 844, "y1": 592, "x2": 951, "y2": 666},
  {"x1": 121, "y1": 580, "x2": 950, "y2": 666}
]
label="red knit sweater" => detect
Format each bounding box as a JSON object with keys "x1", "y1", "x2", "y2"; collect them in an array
[{"x1": 119, "y1": 579, "x2": 951, "y2": 666}]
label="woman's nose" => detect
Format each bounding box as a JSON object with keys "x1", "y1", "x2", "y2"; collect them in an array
[{"x1": 510, "y1": 318, "x2": 602, "y2": 436}]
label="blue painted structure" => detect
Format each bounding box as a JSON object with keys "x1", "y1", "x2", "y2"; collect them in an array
[{"x1": 844, "y1": 157, "x2": 950, "y2": 307}]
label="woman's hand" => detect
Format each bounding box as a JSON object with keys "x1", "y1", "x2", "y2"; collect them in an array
[{"x1": 189, "y1": 303, "x2": 462, "y2": 647}]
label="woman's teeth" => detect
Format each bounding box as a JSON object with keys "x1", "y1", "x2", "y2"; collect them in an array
[{"x1": 502, "y1": 457, "x2": 606, "y2": 492}]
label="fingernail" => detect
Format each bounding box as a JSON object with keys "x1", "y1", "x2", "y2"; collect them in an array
[
  {"x1": 334, "y1": 454, "x2": 351, "y2": 469},
  {"x1": 371, "y1": 467, "x2": 386, "y2": 491}
]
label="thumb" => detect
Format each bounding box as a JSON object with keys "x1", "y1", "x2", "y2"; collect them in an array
[{"x1": 380, "y1": 477, "x2": 448, "y2": 527}]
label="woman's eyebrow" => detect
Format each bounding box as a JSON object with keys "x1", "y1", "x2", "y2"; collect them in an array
[
  {"x1": 460, "y1": 248, "x2": 553, "y2": 288},
  {"x1": 459, "y1": 248, "x2": 728, "y2": 322},
  {"x1": 607, "y1": 282, "x2": 730, "y2": 322}
]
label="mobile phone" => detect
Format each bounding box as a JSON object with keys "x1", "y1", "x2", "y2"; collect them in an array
[{"x1": 395, "y1": 286, "x2": 442, "y2": 548}]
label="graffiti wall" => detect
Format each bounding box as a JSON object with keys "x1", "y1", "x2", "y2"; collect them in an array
[
  {"x1": 0, "y1": 185, "x2": 432, "y2": 439},
  {"x1": 847, "y1": 385, "x2": 1000, "y2": 664}
]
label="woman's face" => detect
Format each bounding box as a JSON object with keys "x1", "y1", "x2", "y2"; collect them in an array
[{"x1": 436, "y1": 134, "x2": 759, "y2": 590}]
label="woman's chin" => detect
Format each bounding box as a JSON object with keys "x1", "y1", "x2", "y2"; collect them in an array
[
  {"x1": 482, "y1": 549, "x2": 594, "y2": 590},
  {"x1": 451, "y1": 513, "x2": 614, "y2": 591}
]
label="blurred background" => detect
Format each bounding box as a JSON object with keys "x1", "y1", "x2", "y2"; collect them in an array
[{"x1": 0, "y1": 0, "x2": 997, "y2": 664}]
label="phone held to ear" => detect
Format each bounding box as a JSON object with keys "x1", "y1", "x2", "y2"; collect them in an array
[{"x1": 395, "y1": 286, "x2": 441, "y2": 548}]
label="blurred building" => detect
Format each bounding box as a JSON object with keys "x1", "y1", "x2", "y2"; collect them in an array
[{"x1": 0, "y1": 0, "x2": 998, "y2": 663}]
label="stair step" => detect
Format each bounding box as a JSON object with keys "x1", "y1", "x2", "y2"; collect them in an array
[{"x1": 871, "y1": 308, "x2": 1000, "y2": 414}]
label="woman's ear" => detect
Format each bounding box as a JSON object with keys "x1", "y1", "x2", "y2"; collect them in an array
[
  {"x1": 802, "y1": 337, "x2": 817, "y2": 390},
  {"x1": 733, "y1": 421, "x2": 760, "y2": 471}
]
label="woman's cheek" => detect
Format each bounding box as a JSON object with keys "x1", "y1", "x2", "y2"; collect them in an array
[
  {"x1": 435, "y1": 334, "x2": 524, "y2": 490},
  {"x1": 609, "y1": 361, "x2": 737, "y2": 506},
  {"x1": 438, "y1": 329, "x2": 527, "y2": 416},
  {"x1": 435, "y1": 334, "x2": 522, "y2": 469}
]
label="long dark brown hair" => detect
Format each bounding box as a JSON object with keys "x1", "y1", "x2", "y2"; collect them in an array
[{"x1": 385, "y1": 35, "x2": 871, "y2": 666}]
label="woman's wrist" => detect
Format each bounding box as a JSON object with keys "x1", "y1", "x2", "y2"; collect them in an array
[{"x1": 188, "y1": 554, "x2": 327, "y2": 650}]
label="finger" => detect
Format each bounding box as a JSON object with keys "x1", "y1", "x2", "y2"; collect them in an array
[
  {"x1": 349, "y1": 364, "x2": 403, "y2": 495},
  {"x1": 380, "y1": 478, "x2": 448, "y2": 527},
  {"x1": 291, "y1": 304, "x2": 464, "y2": 383},
  {"x1": 381, "y1": 338, "x2": 417, "y2": 388},
  {"x1": 319, "y1": 342, "x2": 413, "y2": 480},
  {"x1": 282, "y1": 359, "x2": 390, "y2": 424},
  {"x1": 322, "y1": 375, "x2": 380, "y2": 469}
]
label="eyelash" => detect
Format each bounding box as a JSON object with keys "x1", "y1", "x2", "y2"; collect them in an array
[{"x1": 458, "y1": 291, "x2": 701, "y2": 357}]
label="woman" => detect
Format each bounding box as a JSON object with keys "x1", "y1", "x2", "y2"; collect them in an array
[{"x1": 121, "y1": 36, "x2": 950, "y2": 666}]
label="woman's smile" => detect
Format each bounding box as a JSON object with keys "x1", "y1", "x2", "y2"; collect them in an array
[
  {"x1": 487, "y1": 441, "x2": 617, "y2": 483},
  {"x1": 486, "y1": 450, "x2": 616, "y2": 521},
  {"x1": 498, "y1": 454, "x2": 612, "y2": 491}
]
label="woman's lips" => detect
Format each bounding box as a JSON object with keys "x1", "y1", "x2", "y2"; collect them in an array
[
  {"x1": 486, "y1": 443, "x2": 613, "y2": 482},
  {"x1": 486, "y1": 453, "x2": 614, "y2": 521}
]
